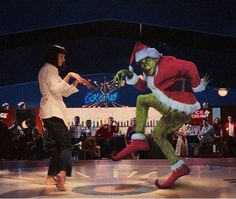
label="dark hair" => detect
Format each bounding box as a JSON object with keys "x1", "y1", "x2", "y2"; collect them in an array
[
  {"x1": 74, "y1": 116, "x2": 80, "y2": 120},
  {"x1": 44, "y1": 45, "x2": 67, "y2": 68},
  {"x1": 202, "y1": 118, "x2": 208, "y2": 122}
]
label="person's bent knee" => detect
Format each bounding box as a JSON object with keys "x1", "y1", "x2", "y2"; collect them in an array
[{"x1": 137, "y1": 95, "x2": 146, "y2": 105}]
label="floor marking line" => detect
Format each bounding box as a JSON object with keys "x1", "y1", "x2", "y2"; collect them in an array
[
  {"x1": 74, "y1": 171, "x2": 90, "y2": 178},
  {"x1": 141, "y1": 171, "x2": 158, "y2": 178},
  {"x1": 127, "y1": 171, "x2": 138, "y2": 178}
]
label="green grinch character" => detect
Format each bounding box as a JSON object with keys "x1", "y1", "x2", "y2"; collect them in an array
[{"x1": 112, "y1": 42, "x2": 209, "y2": 189}]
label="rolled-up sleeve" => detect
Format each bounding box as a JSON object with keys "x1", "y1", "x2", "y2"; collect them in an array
[
  {"x1": 62, "y1": 84, "x2": 79, "y2": 97},
  {"x1": 44, "y1": 66, "x2": 78, "y2": 97}
]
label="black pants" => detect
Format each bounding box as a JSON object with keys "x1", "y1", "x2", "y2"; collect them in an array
[
  {"x1": 228, "y1": 136, "x2": 236, "y2": 157},
  {"x1": 43, "y1": 117, "x2": 72, "y2": 177}
]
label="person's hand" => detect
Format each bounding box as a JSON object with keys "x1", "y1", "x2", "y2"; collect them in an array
[
  {"x1": 202, "y1": 74, "x2": 211, "y2": 87},
  {"x1": 81, "y1": 78, "x2": 92, "y2": 89},
  {"x1": 112, "y1": 69, "x2": 134, "y2": 87},
  {"x1": 69, "y1": 72, "x2": 92, "y2": 89},
  {"x1": 69, "y1": 72, "x2": 83, "y2": 82}
]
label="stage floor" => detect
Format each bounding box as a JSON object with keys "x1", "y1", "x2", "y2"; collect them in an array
[{"x1": 0, "y1": 158, "x2": 236, "y2": 198}]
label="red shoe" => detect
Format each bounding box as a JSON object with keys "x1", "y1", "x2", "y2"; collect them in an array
[
  {"x1": 155, "y1": 164, "x2": 190, "y2": 189},
  {"x1": 111, "y1": 139, "x2": 150, "y2": 161}
]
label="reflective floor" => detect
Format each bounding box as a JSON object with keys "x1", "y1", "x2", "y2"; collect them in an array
[{"x1": 0, "y1": 158, "x2": 236, "y2": 198}]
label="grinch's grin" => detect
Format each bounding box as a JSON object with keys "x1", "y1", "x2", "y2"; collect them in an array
[{"x1": 145, "y1": 69, "x2": 152, "y2": 75}]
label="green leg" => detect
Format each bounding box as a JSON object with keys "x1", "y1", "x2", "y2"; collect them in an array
[
  {"x1": 135, "y1": 93, "x2": 190, "y2": 165},
  {"x1": 136, "y1": 93, "x2": 160, "y2": 134},
  {"x1": 152, "y1": 111, "x2": 190, "y2": 164}
]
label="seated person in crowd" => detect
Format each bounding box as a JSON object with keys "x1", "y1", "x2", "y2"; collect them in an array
[
  {"x1": 81, "y1": 119, "x2": 100, "y2": 159},
  {"x1": 196, "y1": 119, "x2": 215, "y2": 156},
  {"x1": 95, "y1": 116, "x2": 119, "y2": 158},
  {"x1": 82, "y1": 136, "x2": 101, "y2": 159},
  {"x1": 82, "y1": 119, "x2": 96, "y2": 137},
  {"x1": 22, "y1": 119, "x2": 39, "y2": 160},
  {"x1": 8, "y1": 120, "x2": 25, "y2": 160},
  {"x1": 16, "y1": 102, "x2": 34, "y2": 129}
]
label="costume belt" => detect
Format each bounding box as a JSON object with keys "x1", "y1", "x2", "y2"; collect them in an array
[{"x1": 165, "y1": 80, "x2": 192, "y2": 92}]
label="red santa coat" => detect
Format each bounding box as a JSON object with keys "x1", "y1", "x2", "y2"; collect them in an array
[
  {"x1": 224, "y1": 122, "x2": 236, "y2": 141},
  {"x1": 126, "y1": 56, "x2": 205, "y2": 114}
]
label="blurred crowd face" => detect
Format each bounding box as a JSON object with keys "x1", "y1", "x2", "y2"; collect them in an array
[
  {"x1": 130, "y1": 118, "x2": 136, "y2": 127},
  {"x1": 202, "y1": 119, "x2": 208, "y2": 126},
  {"x1": 108, "y1": 117, "x2": 114, "y2": 126},
  {"x1": 74, "y1": 116, "x2": 80, "y2": 125},
  {"x1": 213, "y1": 117, "x2": 220, "y2": 125},
  {"x1": 86, "y1": 120, "x2": 92, "y2": 128},
  {"x1": 227, "y1": 116, "x2": 233, "y2": 123}
]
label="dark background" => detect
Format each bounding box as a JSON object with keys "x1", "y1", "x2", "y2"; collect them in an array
[{"x1": 0, "y1": 0, "x2": 236, "y2": 88}]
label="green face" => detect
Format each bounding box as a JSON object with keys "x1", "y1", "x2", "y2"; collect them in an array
[{"x1": 138, "y1": 57, "x2": 158, "y2": 76}]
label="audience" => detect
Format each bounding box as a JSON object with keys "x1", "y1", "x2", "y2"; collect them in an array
[
  {"x1": 196, "y1": 119, "x2": 215, "y2": 156},
  {"x1": 213, "y1": 117, "x2": 223, "y2": 154},
  {"x1": 69, "y1": 116, "x2": 84, "y2": 160},
  {"x1": 223, "y1": 115, "x2": 236, "y2": 157},
  {"x1": 1, "y1": 101, "x2": 236, "y2": 160},
  {"x1": 82, "y1": 119, "x2": 96, "y2": 137},
  {"x1": 175, "y1": 123, "x2": 191, "y2": 157},
  {"x1": 70, "y1": 116, "x2": 84, "y2": 145},
  {"x1": 22, "y1": 119, "x2": 39, "y2": 160},
  {"x1": 8, "y1": 120, "x2": 25, "y2": 160},
  {"x1": 82, "y1": 137, "x2": 101, "y2": 159},
  {"x1": 95, "y1": 116, "x2": 119, "y2": 158},
  {"x1": 125, "y1": 117, "x2": 136, "y2": 145},
  {"x1": 0, "y1": 116, "x2": 10, "y2": 160},
  {"x1": 124, "y1": 117, "x2": 139, "y2": 159},
  {"x1": 16, "y1": 102, "x2": 34, "y2": 129}
]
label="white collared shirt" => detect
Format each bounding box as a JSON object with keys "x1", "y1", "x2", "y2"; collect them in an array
[
  {"x1": 38, "y1": 63, "x2": 78, "y2": 125},
  {"x1": 228, "y1": 123, "x2": 234, "y2": 137}
]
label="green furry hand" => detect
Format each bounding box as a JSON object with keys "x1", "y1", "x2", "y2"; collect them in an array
[
  {"x1": 112, "y1": 69, "x2": 134, "y2": 87},
  {"x1": 202, "y1": 74, "x2": 211, "y2": 86}
]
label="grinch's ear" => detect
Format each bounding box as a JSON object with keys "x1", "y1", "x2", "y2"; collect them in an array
[{"x1": 129, "y1": 65, "x2": 134, "y2": 72}]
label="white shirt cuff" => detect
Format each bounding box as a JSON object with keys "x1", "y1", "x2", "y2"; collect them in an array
[
  {"x1": 70, "y1": 85, "x2": 79, "y2": 94},
  {"x1": 125, "y1": 73, "x2": 139, "y2": 85},
  {"x1": 58, "y1": 80, "x2": 69, "y2": 92},
  {"x1": 192, "y1": 79, "x2": 206, "y2": 92},
  {"x1": 131, "y1": 133, "x2": 146, "y2": 140}
]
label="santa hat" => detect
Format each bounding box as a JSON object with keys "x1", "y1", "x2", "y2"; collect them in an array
[{"x1": 129, "y1": 42, "x2": 162, "y2": 65}]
